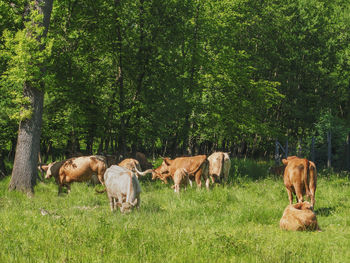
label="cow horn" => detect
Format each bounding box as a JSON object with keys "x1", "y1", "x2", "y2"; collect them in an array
[{"x1": 134, "y1": 167, "x2": 153, "y2": 176}]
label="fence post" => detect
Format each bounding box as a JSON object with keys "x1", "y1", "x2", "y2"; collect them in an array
[
  {"x1": 275, "y1": 140, "x2": 280, "y2": 165},
  {"x1": 346, "y1": 132, "x2": 350, "y2": 171},
  {"x1": 311, "y1": 136, "x2": 315, "y2": 163},
  {"x1": 327, "y1": 131, "x2": 332, "y2": 168},
  {"x1": 297, "y1": 139, "x2": 302, "y2": 157}
]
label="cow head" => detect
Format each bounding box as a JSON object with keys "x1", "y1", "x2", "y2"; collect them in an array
[
  {"x1": 118, "y1": 199, "x2": 138, "y2": 213},
  {"x1": 39, "y1": 161, "x2": 63, "y2": 179},
  {"x1": 293, "y1": 201, "x2": 313, "y2": 211},
  {"x1": 152, "y1": 159, "x2": 170, "y2": 179}
]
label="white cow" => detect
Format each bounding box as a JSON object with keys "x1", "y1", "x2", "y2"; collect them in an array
[
  {"x1": 207, "y1": 152, "x2": 231, "y2": 185},
  {"x1": 104, "y1": 165, "x2": 141, "y2": 213}
]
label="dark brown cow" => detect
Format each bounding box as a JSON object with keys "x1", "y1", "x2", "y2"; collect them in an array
[
  {"x1": 118, "y1": 158, "x2": 153, "y2": 178},
  {"x1": 135, "y1": 152, "x2": 153, "y2": 170},
  {"x1": 152, "y1": 155, "x2": 208, "y2": 189},
  {"x1": 282, "y1": 156, "x2": 317, "y2": 208},
  {"x1": 42, "y1": 155, "x2": 107, "y2": 194},
  {"x1": 280, "y1": 201, "x2": 320, "y2": 231}
]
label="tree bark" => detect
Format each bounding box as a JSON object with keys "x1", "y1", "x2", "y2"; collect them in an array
[{"x1": 9, "y1": 0, "x2": 53, "y2": 194}]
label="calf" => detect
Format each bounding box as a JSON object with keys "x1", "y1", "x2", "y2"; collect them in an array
[
  {"x1": 280, "y1": 201, "x2": 320, "y2": 231},
  {"x1": 171, "y1": 168, "x2": 189, "y2": 193},
  {"x1": 104, "y1": 165, "x2": 141, "y2": 213},
  {"x1": 118, "y1": 158, "x2": 153, "y2": 178},
  {"x1": 282, "y1": 157, "x2": 317, "y2": 208}
]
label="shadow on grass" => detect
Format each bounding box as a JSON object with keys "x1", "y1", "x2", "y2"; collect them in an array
[{"x1": 315, "y1": 206, "x2": 336, "y2": 217}]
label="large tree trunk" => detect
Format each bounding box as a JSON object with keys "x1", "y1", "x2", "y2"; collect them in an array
[
  {"x1": 9, "y1": 0, "x2": 53, "y2": 194},
  {"x1": 114, "y1": 0, "x2": 127, "y2": 156}
]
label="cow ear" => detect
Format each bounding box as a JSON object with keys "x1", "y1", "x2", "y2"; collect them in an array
[
  {"x1": 293, "y1": 203, "x2": 303, "y2": 210},
  {"x1": 163, "y1": 158, "x2": 171, "y2": 165},
  {"x1": 40, "y1": 165, "x2": 49, "y2": 172},
  {"x1": 281, "y1": 159, "x2": 288, "y2": 165}
]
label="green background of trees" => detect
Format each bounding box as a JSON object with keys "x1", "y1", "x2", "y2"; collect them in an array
[{"x1": 1, "y1": 0, "x2": 349, "y2": 171}]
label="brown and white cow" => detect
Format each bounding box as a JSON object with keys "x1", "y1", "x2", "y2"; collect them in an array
[
  {"x1": 280, "y1": 201, "x2": 320, "y2": 231},
  {"x1": 282, "y1": 156, "x2": 317, "y2": 208},
  {"x1": 152, "y1": 155, "x2": 208, "y2": 189},
  {"x1": 207, "y1": 152, "x2": 231, "y2": 184},
  {"x1": 42, "y1": 155, "x2": 107, "y2": 194},
  {"x1": 171, "y1": 168, "x2": 190, "y2": 193},
  {"x1": 118, "y1": 158, "x2": 153, "y2": 178}
]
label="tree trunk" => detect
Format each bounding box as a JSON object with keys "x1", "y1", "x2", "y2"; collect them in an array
[
  {"x1": 9, "y1": 84, "x2": 44, "y2": 194},
  {"x1": 114, "y1": 0, "x2": 126, "y2": 156},
  {"x1": 9, "y1": 0, "x2": 53, "y2": 194}
]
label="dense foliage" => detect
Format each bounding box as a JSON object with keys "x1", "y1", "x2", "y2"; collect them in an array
[{"x1": 1, "y1": 0, "x2": 349, "y2": 169}]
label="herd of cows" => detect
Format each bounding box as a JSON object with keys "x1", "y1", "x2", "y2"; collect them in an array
[{"x1": 38, "y1": 152, "x2": 320, "y2": 231}]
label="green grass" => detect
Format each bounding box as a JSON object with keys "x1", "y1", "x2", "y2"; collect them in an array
[{"x1": 0, "y1": 161, "x2": 350, "y2": 262}]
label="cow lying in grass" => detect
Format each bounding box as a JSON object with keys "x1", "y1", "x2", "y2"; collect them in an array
[
  {"x1": 104, "y1": 165, "x2": 141, "y2": 213},
  {"x1": 280, "y1": 201, "x2": 320, "y2": 231},
  {"x1": 40, "y1": 155, "x2": 107, "y2": 194}
]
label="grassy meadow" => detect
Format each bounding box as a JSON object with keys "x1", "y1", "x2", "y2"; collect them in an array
[{"x1": 0, "y1": 159, "x2": 350, "y2": 263}]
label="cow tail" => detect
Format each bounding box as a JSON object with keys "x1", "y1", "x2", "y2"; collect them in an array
[
  {"x1": 220, "y1": 153, "x2": 225, "y2": 180},
  {"x1": 303, "y1": 159, "x2": 311, "y2": 197}
]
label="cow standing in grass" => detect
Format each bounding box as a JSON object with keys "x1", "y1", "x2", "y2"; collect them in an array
[
  {"x1": 207, "y1": 152, "x2": 231, "y2": 185},
  {"x1": 41, "y1": 155, "x2": 107, "y2": 194},
  {"x1": 104, "y1": 165, "x2": 141, "y2": 213},
  {"x1": 152, "y1": 155, "x2": 208, "y2": 189},
  {"x1": 171, "y1": 168, "x2": 189, "y2": 193},
  {"x1": 282, "y1": 156, "x2": 317, "y2": 208}
]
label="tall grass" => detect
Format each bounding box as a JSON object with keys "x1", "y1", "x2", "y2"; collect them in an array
[{"x1": 0, "y1": 159, "x2": 349, "y2": 262}]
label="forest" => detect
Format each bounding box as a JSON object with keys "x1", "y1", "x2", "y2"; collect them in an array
[{"x1": 0, "y1": 0, "x2": 350, "y2": 190}]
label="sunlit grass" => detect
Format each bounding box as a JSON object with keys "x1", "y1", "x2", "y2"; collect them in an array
[{"x1": 0, "y1": 160, "x2": 349, "y2": 262}]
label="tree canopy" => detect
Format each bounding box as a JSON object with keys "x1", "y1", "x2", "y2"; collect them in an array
[{"x1": 1, "y1": 0, "x2": 349, "y2": 170}]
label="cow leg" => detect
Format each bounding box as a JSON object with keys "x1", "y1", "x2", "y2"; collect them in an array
[
  {"x1": 294, "y1": 183, "x2": 304, "y2": 203},
  {"x1": 58, "y1": 185, "x2": 63, "y2": 195},
  {"x1": 195, "y1": 172, "x2": 202, "y2": 189},
  {"x1": 205, "y1": 178, "x2": 210, "y2": 189},
  {"x1": 136, "y1": 195, "x2": 141, "y2": 209},
  {"x1": 189, "y1": 179, "x2": 193, "y2": 188},
  {"x1": 97, "y1": 173, "x2": 104, "y2": 186},
  {"x1": 286, "y1": 187, "x2": 293, "y2": 205},
  {"x1": 108, "y1": 194, "x2": 115, "y2": 211},
  {"x1": 66, "y1": 184, "x2": 71, "y2": 194}
]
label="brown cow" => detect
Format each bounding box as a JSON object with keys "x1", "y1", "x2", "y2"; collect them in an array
[
  {"x1": 282, "y1": 156, "x2": 317, "y2": 208},
  {"x1": 135, "y1": 152, "x2": 153, "y2": 170},
  {"x1": 171, "y1": 168, "x2": 189, "y2": 193},
  {"x1": 280, "y1": 201, "x2": 320, "y2": 231},
  {"x1": 152, "y1": 155, "x2": 208, "y2": 189},
  {"x1": 43, "y1": 155, "x2": 107, "y2": 194},
  {"x1": 207, "y1": 152, "x2": 231, "y2": 184},
  {"x1": 118, "y1": 158, "x2": 153, "y2": 178}
]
